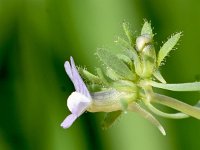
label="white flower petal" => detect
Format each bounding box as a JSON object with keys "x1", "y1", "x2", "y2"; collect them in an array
[
  {"x1": 70, "y1": 57, "x2": 91, "y2": 98},
  {"x1": 67, "y1": 92, "x2": 91, "y2": 116},
  {"x1": 64, "y1": 61, "x2": 73, "y2": 81},
  {"x1": 61, "y1": 114, "x2": 78, "y2": 129}
]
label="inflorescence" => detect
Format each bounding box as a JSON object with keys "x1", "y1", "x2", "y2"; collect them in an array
[{"x1": 61, "y1": 21, "x2": 200, "y2": 135}]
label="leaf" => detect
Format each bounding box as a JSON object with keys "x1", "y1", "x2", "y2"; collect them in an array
[
  {"x1": 150, "y1": 81, "x2": 200, "y2": 91},
  {"x1": 141, "y1": 20, "x2": 153, "y2": 37},
  {"x1": 153, "y1": 93, "x2": 200, "y2": 120},
  {"x1": 122, "y1": 21, "x2": 135, "y2": 46},
  {"x1": 128, "y1": 102, "x2": 166, "y2": 135},
  {"x1": 96, "y1": 49, "x2": 136, "y2": 81},
  {"x1": 157, "y1": 32, "x2": 181, "y2": 67},
  {"x1": 153, "y1": 70, "x2": 166, "y2": 83},
  {"x1": 101, "y1": 111, "x2": 122, "y2": 130},
  {"x1": 145, "y1": 102, "x2": 189, "y2": 119}
]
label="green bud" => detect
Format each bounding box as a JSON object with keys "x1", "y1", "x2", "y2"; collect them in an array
[
  {"x1": 136, "y1": 34, "x2": 152, "y2": 51},
  {"x1": 140, "y1": 45, "x2": 156, "y2": 78}
]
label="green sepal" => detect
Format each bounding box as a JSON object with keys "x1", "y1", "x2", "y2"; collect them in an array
[
  {"x1": 106, "y1": 67, "x2": 123, "y2": 81},
  {"x1": 96, "y1": 68, "x2": 109, "y2": 85},
  {"x1": 112, "y1": 80, "x2": 137, "y2": 92},
  {"x1": 157, "y1": 32, "x2": 181, "y2": 67},
  {"x1": 123, "y1": 50, "x2": 142, "y2": 76},
  {"x1": 78, "y1": 67, "x2": 103, "y2": 84},
  {"x1": 117, "y1": 54, "x2": 132, "y2": 67},
  {"x1": 101, "y1": 111, "x2": 122, "y2": 130},
  {"x1": 141, "y1": 20, "x2": 153, "y2": 38},
  {"x1": 115, "y1": 37, "x2": 141, "y2": 74},
  {"x1": 122, "y1": 21, "x2": 135, "y2": 46},
  {"x1": 96, "y1": 48, "x2": 136, "y2": 81},
  {"x1": 87, "y1": 84, "x2": 105, "y2": 92}
]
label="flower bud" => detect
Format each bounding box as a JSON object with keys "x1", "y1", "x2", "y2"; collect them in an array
[
  {"x1": 136, "y1": 34, "x2": 152, "y2": 51},
  {"x1": 140, "y1": 45, "x2": 156, "y2": 78}
]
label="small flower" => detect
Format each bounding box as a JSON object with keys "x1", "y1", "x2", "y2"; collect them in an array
[{"x1": 61, "y1": 57, "x2": 92, "y2": 128}]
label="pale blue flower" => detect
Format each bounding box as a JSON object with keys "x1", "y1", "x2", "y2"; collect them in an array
[{"x1": 61, "y1": 57, "x2": 92, "y2": 128}]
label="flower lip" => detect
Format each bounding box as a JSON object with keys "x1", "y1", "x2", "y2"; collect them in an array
[
  {"x1": 61, "y1": 56, "x2": 92, "y2": 129},
  {"x1": 67, "y1": 91, "x2": 91, "y2": 116}
]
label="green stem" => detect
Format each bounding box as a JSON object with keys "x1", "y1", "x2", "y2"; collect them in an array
[{"x1": 152, "y1": 93, "x2": 200, "y2": 119}]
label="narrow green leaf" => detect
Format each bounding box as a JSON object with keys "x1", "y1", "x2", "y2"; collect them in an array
[
  {"x1": 150, "y1": 81, "x2": 200, "y2": 91},
  {"x1": 145, "y1": 102, "x2": 188, "y2": 119},
  {"x1": 122, "y1": 21, "x2": 135, "y2": 46},
  {"x1": 153, "y1": 70, "x2": 166, "y2": 83},
  {"x1": 128, "y1": 102, "x2": 166, "y2": 135},
  {"x1": 96, "y1": 49, "x2": 136, "y2": 81},
  {"x1": 141, "y1": 20, "x2": 153, "y2": 37},
  {"x1": 153, "y1": 93, "x2": 200, "y2": 120},
  {"x1": 157, "y1": 32, "x2": 181, "y2": 67},
  {"x1": 101, "y1": 111, "x2": 122, "y2": 130}
]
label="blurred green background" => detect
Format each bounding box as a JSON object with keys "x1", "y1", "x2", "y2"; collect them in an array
[{"x1": 1, "y1": 0, "x2": 200, "y2": 150}]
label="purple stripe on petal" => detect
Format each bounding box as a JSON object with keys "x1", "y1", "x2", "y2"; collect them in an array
[
  {"x1": 64, "y1": 61, "x2": 73, "y2": 81},
  {"x1": 70, "y1": 57, "x2": 91, "y2": 98},
  {"x1": 61, "y1": 114, "x2": 78, "y2": 129}
]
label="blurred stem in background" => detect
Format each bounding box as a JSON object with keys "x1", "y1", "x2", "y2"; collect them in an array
[{"x1": 0, "y1": 0, "x2": 200, "y2": 150}]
